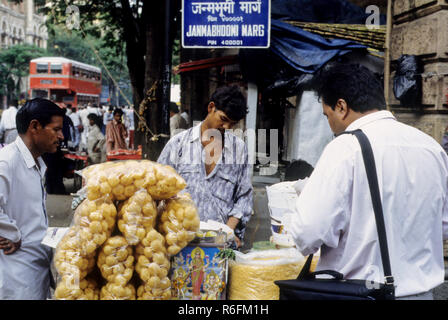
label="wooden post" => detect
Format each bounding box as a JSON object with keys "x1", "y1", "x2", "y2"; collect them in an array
[{"x1": 384, "y1": 0, "x2": 393, "y2": 111}]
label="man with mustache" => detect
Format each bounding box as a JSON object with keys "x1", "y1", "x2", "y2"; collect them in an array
[
  {"x1": 158, "y1": 85, "x2": 253, "y2": 249},
  {"x1": 0, "y1": 98, "x2": 64, "y2": 299}
]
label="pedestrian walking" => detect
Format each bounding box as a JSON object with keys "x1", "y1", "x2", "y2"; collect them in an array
[
  {"x1": 0, "y1": 98, "x2": 64, "y2": 299},
  {"x1": 124, "y1": 105, "x2": 135, "y2": 148},
  {"x1": 106, "y1": 108, "x2": 127, "y2": 153},
  {"x1": 87, "y1": 113, "x2": 106, "y2": 164},
  {"x1": 0, "y1": 104, "x2": 18, "y2": 144}
]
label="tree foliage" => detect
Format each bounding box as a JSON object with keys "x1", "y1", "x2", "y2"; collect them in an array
[
  {"x1": 0, "y1": 44, "x2": 46, "y2": 100},
  {"x1": 40, "y1": 0, "x2": 181, "y2": 159}
]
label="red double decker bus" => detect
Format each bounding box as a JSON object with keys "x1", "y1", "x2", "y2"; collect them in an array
[{"x1": 29, "y1": 57, "x2": 102, "y2": 108}]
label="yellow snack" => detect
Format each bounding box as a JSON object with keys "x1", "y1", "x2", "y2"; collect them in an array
[
  {"x1": 54, "y1": 276, "x2": 99, "y2": 300},
  {"x1": 100, "y1": 283, "x2": 136, "y2": 300},
  {"x1": 144, "y1": 162, "x2": 186, "y2": 200},
  {"x1": 71, "y1": 197, "x2": 117, "y2": 256},
  {"x1": 118, "y1": 190, "x2": 158, "y2": 245},
  {"x1": 136, "y1": 281, "x2": 172, "y2": 300},
  {"x1": 83, "y1": 160, "x2": 185, "y2": 201},
  {"x1": 54, "y1": 227, "x2": 97, "y2": 280},
  {"x1": 134, "y1": 229, "x2": 171, "y2": 299},
  {"x1": 228, "y1": 249, "x2": 314, "y2": 300},
  {"x1": 157, "y1": 193, "x2": 200, "y2": 256},
  {"x1": 97, "y1": 236, "x2": 134, "y2": 285}
]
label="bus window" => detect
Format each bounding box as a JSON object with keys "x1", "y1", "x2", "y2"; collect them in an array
[
  {"x1": 50, "y1": 64, "x2": 62, "y2": 74},
  {"x1": 32, "y1": 89, "x2": 48, "y2": 99},
  {"x1": 37, "y1": 63, "x2": 48, "y2": 73}
]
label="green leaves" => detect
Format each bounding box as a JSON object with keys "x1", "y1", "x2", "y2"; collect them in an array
[
  {"x1": 0, "y1": 44, "x2": 46, "y2": 99},
  {"x1": 217, "y1": 248, "x2": 236, "y2": 260}
]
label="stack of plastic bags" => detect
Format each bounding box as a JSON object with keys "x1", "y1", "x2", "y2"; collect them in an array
[{"x1": 53, "y1": 160, "x2": 200, "y2": 300}]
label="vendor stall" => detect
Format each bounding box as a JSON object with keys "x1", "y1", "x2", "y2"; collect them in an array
[{"x1": 45, "y1": 159, "x2": 316, "y2": 300}]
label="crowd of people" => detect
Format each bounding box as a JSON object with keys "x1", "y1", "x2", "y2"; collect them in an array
[{"x1": 66, "y1": 103, "x2": 136, "y2": 161}]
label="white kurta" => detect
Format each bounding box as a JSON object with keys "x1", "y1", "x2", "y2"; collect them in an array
[
  {"x1": 289, "y1": 111, "x2": 448, "y2": 298},
  {"x1": 0, "y1": 136, "x2": 52, "y2": 300}
]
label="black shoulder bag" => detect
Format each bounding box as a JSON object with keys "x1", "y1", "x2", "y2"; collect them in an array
[{"x1": 275, "y1": 129, "x2": 396, "y2": 300}]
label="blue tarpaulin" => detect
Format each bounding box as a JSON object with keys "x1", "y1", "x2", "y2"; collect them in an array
[
  {"x1": 239, "y1": 0, "x2": 384, "y2": 94},
  {"x1": 270, "y1": 20, "x2": 367, "y2": 73}
]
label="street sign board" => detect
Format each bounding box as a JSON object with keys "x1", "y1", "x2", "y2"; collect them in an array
[{"x1": 182, "y1": 0, "x2": 270, "y2": 48}]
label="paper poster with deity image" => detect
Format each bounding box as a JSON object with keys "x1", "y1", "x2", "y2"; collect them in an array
[{"x1": 170, "y1": 245, "x2": 228, "y2": 300}]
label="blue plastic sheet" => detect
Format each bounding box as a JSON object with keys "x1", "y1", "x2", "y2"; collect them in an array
[{"x1": 270, "y1": 20, "x2": 367, "y2": 73}]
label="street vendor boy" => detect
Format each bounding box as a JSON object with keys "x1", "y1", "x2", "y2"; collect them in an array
[{"x1": 158, "y1": 85, "x2": 253, "y2": 248}]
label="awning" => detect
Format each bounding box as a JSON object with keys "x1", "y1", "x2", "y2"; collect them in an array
[{"x1": 174, "y1": 55, "x2": 238, "y2": 74}]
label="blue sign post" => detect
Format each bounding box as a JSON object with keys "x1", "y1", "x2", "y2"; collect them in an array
[{"x1": 182, "y1": 0, "x2": 270, "y2": 48}]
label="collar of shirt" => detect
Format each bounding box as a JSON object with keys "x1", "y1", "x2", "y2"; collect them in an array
[
  {"x1": 14, "y1": 136, "x2": 47, "y2": 177},
  {"x1": 190, "y1": 121, "x2": 232, "y2": 152},
  {"x1": 345, "y1": 110, "x2": 396, "y2": 131}
]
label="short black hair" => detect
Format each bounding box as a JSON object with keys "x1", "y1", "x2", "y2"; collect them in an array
[
  {"x1": 113, "y1": 108, "x2": 124, "y2": 116},
  {"x1": 210, "y1": 85, "x2": 247, "y2": 122},
  {"x1": 87, "y1": 113, "x2": 102, "y2": 128},
  {"x1": 16, "y1": 98, "x2": 65, "y2": 134},
  {"x1": 315, "y1": 64, "x2": 386, "y2": 113},
  {"x1": 170, "y1": 102, "x2": 179, "y2": 113}
]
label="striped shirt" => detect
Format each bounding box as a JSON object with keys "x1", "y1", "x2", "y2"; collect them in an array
[{"x1": 158, "y1": 122, "x2": 253, "y2": 242}]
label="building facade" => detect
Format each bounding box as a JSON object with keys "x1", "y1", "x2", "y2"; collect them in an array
[
  {"x1": 0, "y1": 0, "x2": 47, "y2": 49},
  {"x1": 0, "y1": 0, "x2": 47, "y2": 107}
]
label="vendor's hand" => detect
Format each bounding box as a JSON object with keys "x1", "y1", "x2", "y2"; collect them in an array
[
  {"x1": 0, "y1": 237, "x2": 21, "y2": 255},
  {"x1": 94, "y1": 147, "x2": 100, "y2": 153},
  {"x1": 234, "y1": 236, "x2": 242, "y2": 248}
]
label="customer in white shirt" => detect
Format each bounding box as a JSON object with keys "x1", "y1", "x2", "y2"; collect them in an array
[
  {"x1": 78, "y1": 104, "x2": 90, "y2": 151},
  {"x1": 0, "y1": 98, "x2": 65, "y2": 299},
  {"x1": 67, "y1": 106, "x2": 81, "y2": 150},
  {"x1": 289, "y1": 64, "x2": 448, "y2": 299},
  {"x1": 124, "y1": 106, "x2": 135, "y2": 148},
  {"x1": 0, "y1": 105, "x2": 18, "y2": 144}
]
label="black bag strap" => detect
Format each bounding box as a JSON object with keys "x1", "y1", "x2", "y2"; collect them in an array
[
  {"x1": 339, "y1": 129, "x2": 394, "y2": 288},
  {"x1": 297, "y1": 129, "x2": 394, "y2": 291}
]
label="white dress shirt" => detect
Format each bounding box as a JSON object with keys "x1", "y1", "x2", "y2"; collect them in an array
[
  {"x1": 289, "y1": 111, "x2": 448, "y2": 297},
  {"x1": 0, "y1": 136, "x2": 52, "y2": 299},
  {"x1": 0, "y1": 106, "x2": 17, "y2": 131},
  {"x1": 69, "y1": 111, "x2": 81, "y2": 127},
  {"x1": 125, "y1": 109, "x2": 135, "y2": 130}
]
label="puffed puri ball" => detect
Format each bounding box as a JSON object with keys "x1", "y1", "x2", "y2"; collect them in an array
[
  {"x1": 54, "y1": 227, "x2": 97, "y2": 280},
  {"x1": 84, "y1": 160, "x2": 186, "y2": 202},
  {"x1": 71, "y1": 197, "x2": 117, "y2": 256},
  {"x1": 117, "y1": 190, "x2": 158, "y2": 245},
  {"x1": 137, "y1": 281, "x2": 172, "y2": 300},
  {"x1": 54, "y1": 276, "x2": 100, "y2": 300},
  {"x1": 100, "y1": 282, "x2": 136, "y2": 300},
  {"x1": 146, "y1": 163, "x2": 187, "y2": 200},
  {"x1": 97, "y1": 236, "x2": 134, "y2": 286},
  {"x1": 134, "y1": 229, "x2": 170, "y2": 280},
  {"x1": 157, "y1": 193, "x2": 200, "y2": 256}
]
